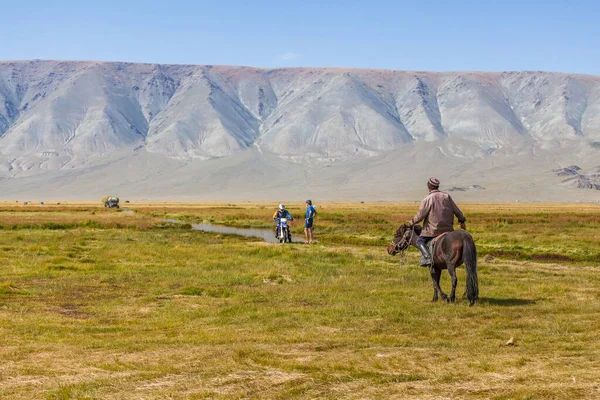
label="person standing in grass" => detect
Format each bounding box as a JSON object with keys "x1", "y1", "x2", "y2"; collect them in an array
[
  {"x1": 304, "y1": 199, "x2": 317, "y2": 244},
  {"x1": 405, "y1": 178, "x2": 466, "y2": 266}
]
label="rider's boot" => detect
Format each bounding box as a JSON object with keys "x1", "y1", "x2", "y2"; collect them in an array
[{"x1": 416, "y1": 242, "x2": 432, "y2": 267}]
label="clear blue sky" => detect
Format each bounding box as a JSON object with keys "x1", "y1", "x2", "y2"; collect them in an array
[{"x1": 1, "y1": 0, "x2": 599, "y2": 74}]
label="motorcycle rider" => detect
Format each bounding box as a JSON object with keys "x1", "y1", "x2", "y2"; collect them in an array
[
  {"x1": 273, "y1": 204, "x2": 293, "y2": 240},
  {"x1": 405, "y1": 177, "x2": 466, "y2": 267}
]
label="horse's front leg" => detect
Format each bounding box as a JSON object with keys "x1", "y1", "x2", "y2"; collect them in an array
[
  {"x1": 429, "y1": 267, "x2": 447, "y2": 302},
  {"x1": 447, "y1": 264, "x2": 458, "y2": 303}
]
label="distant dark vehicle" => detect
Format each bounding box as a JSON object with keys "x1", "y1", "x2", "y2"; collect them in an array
[{"x1": 102, "y1": 196, "x2": 120, "y2": 208}]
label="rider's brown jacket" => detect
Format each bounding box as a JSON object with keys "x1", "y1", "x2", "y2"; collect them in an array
[{"x1": 410, "y1": 190, "x2": 466, "y2": 237}]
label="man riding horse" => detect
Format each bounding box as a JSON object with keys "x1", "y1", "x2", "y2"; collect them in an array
[{"x1": 405, "y1": 177, "x2": 467, "y2": 267}]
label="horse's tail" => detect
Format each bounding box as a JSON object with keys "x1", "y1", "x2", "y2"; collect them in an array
[{"x1": 463, "y1": 233, "x2": 479, "y2": 305}]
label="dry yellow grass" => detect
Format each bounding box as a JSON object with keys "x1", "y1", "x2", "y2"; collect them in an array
[{"x1": 0, "y1": 202, "x2": 599, "y2": 399}]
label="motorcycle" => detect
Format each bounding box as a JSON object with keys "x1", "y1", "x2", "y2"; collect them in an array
[{"x1": 276, "y1": 217, "x2": 292, "y2": 243}]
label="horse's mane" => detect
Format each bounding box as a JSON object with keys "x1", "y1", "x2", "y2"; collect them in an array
[{"x1": 394, "y1": 224, "x2": 422, "y2": 238}]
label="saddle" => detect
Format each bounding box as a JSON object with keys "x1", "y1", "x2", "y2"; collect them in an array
[{"x1": 419, "y1": 232, "x2": 450, "y2": 266}]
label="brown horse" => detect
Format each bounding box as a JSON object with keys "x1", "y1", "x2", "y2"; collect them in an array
[{"x1": 387, "y1": 225, "x2": 479, "y2": 306}]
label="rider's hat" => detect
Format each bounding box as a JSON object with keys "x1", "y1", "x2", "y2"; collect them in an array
[
  {"x1": 427, "y1": 178, "x2": 440, "y2": 189},
  {"x1": 305, "y1": 199, "x2": 312, "y2": 205},
  {"x1": 279, "y1": 204, "x2": 285, "y2": 210}
]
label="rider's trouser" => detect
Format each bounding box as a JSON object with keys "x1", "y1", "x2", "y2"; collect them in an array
[{"x1": 416, "y1": 235, "x2": 434, "y2": 265}]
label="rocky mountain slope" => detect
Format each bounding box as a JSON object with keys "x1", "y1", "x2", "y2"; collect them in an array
[{"x1": 0, "y1": 60, "x2": 599, "y2": 201}]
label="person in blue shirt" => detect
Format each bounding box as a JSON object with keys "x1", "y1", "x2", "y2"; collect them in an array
[{"x1": 304, "y1": 200, "x2": 317, "y2": 244}]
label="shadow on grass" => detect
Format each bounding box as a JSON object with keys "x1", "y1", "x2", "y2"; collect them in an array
[{"x1": 478, "y1": 297, "x2": 536, "y2": 306}]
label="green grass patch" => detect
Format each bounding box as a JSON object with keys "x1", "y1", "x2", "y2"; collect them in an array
[{"x1": 179, "y1": 286, "x2": 204, "y2": 296}]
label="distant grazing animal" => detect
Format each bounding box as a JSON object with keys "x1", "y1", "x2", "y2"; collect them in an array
[{"x1": 387, "y1": 224, "x2": 479, "y2": 306}]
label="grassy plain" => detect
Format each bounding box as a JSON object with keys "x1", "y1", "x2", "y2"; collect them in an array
[{"x1": 0, "y1": 202, "x2": 599, "y2": 399}]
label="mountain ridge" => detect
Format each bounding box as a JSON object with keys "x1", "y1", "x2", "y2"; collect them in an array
[
  {"x1": 5, "y1": 59, "x2": 599, "y2": 77},
  {"x1": 1, "y1": 60, "x2": 599, "y2": 200}
]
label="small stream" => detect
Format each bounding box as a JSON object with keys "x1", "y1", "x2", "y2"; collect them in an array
[{"x1": 163, "y1": 219, "x2": 304, "y2": 243}]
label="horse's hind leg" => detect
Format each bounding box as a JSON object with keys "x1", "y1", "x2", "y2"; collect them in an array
[
  {"x1": 447, "y1": 263, "x2": 458, "y2": 303},
  {"x1": 429, "y1": 268, "x2": 447, "y2": 302}
]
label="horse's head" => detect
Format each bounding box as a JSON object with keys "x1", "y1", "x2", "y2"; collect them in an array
[{"x1": 387, "y1": 224, "x2": 421, "y2": 256}]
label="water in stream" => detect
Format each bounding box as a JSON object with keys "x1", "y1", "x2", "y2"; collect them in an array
[{"x1": 163, "y1": 219, "x2": 303, "y2": 243}]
